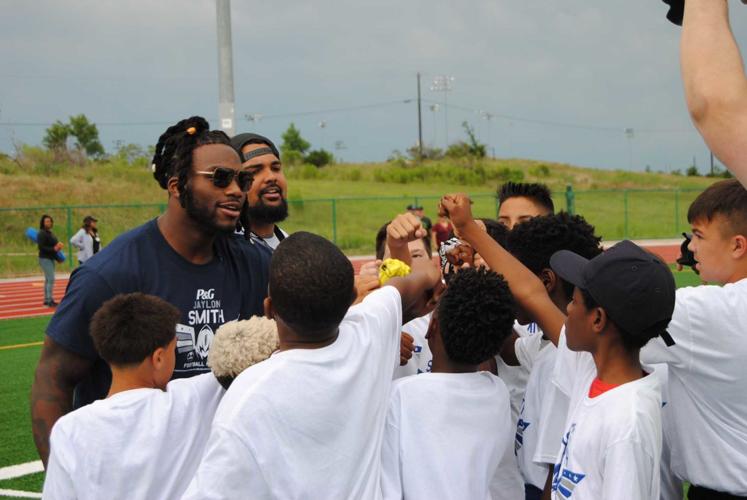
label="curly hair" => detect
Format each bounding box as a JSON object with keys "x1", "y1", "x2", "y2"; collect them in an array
[
  {"x1": 479, "y1": 218, "x2": 508, "y2": 246},
  {"x1": 90, "y1": 293, "x2": 180, "y2": 366},
  {"x1": 270, "y1": 232, "x2": 355, "y2": 338},
  {"x1": 208, "y1": 316, "x2": 279, "y2": 389},
  {"x1": 151, "y1": 116, "x2": 234, "y2": 205},
  {"x1": 437, "y1": 267, "x2": 515, "y2": 365},
  {"x1": 507, "y1": 212, "x2": 602, "y2": 298}
]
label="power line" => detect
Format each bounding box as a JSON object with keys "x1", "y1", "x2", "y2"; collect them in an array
[{"x1": 250, "y1": 99, "x2": 415, "y2": 120}]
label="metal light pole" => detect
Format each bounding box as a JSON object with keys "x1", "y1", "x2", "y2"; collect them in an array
[
  {"x1": 624, "y1": 128, "x2": 635, "y2": 170},
  {"x1": 216, "y1": 0, "x2": 235, "y2": 136},
  {"x1": 318, "y1": 120, "x2": 327, "y2": 149},
  {"x1": 417, "y1": 73, "x2": 423, "y2": 159},
  {"x1": 430, "y1": 75, "x2": 454, "y2": 147},
  {"x1": 245, "y1": 113, "x2": 263, "y2": 125},
  {"x1": 429, "y1": 104, "x2": 440, "y2": 147},
  {"x1": 481, "y1": 111, "x2": 494, "y2": 158}
]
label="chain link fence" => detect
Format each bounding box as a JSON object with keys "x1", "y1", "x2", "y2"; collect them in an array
[{"x1": 0, "y1": 187, "x2": 702, "y2": 277}]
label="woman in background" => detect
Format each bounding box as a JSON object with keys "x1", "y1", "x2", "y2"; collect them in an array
[
  {"x1": 70, "y1": 215, "x2": 101, "y2": 265},
  {"x1": 38, "y1": 214, "x2": 63, "y2": 307}
]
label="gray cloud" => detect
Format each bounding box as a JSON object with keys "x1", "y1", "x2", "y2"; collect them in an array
[{"x1": 1, "y1": 0, "x2": 745, "y2": 172}]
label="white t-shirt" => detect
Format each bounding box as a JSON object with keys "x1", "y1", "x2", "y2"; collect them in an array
[
  {"x1": 183, "y1": 286, "x2": 403, "y2": 500},
  {"x1": 641, "y1": 279, "x2": 747, "y2": 495},
  {"x1": 393, "y1": 313, "x2": 432, "y2": 379},
  {"x1": 551, "y1": 329, "x2": 662, "y2": 500},
  {"x1": 42, "y1": 373, "x2": 224, "y2": 500},
  {"x1": 381, "y1": 372, "x2": 523, "y2": 500},
  {"x1": 495, "y1": 321, "x2": 542, "y2": 425},
  {"x1": 515, "y1": 340, "x2": 559, "y2": 489}
]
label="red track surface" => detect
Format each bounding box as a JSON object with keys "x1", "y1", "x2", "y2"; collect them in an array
[{"x1": 0, "y1": 245, "x2": 680, "y2": 321}]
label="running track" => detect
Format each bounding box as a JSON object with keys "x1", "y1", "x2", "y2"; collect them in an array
[{"x1": 0, "y1": 242, "x2": 681, "y2": 321}]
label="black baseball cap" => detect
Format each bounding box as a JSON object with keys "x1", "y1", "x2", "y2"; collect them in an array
[
  {"x1": 83, "y1": 215, "x2": 97, "y2": 223},
  {"x1": 406, "y1": 204, "x2": 423, "y2": 211},
  {"x1": 230, "y1": 133, "x2": 280, "y2": 162},
  {"x1": 550, "y1": 240, "x2": 676, "y2": 347}
]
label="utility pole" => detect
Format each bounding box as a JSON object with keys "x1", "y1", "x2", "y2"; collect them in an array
[
  {"x1": 216, "y1": 0, "x2": 235, "y2": 136},
  {"x1": 417, "y1": 72, "x2": 423, "y2": 159},
  {"x1": 710, "y1": 151, "x2": 715, "y2": 176}
]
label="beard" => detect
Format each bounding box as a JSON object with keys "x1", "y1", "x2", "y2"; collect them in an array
[
  {"x1": 181, "y1": 186, "x2": 236, "y2": 234},
  {"x1": 246, "y1": 196, "x2": 289, "y2": 225}
]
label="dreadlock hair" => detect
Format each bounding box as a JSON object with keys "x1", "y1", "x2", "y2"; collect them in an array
[
  {"x1": 507, "y1": 212, "x2": 602, "y2": 300},
  {"x1": 497, "y1": 182, "x2": 555, "y2": 213},
  {"x1": 151, "y1": 116, "x2": 233, "y2": 204},
  {"x1": 437, "y1": 267, "x2": 515, "y2": 365}
]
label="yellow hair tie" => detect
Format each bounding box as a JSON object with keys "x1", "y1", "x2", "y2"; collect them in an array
[
  {"x1": 379, "y1": 258, "x2": 411, "y2": 285},
  {"x1": 186, "y1": 126, "x2": 197, "y2": 135}
]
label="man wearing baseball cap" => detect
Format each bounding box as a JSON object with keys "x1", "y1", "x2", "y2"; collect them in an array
[
  {"x1": 231, "y1": 133, "x2": 289, "y2": 251},
  {"x1": 440, "y1": 193, "x2": 676, "y2": 499}
]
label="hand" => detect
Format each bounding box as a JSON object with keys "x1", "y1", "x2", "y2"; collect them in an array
[
  {"x1": 54, "y1": 243, "x2": 64, "y2": 251},
  {"x1": 387, "y1": 213, "x2": 426, "y2": 250},
  {"x1": 439, "y1": 193, "x2": 474, "y2": 230},
  {"x1": 353, "y1": 275, "x2": 380, "y2": 305},
  {"x1": 358, "y1": 260, "x2": 382, "y2": 278},
  {"x1": 400, "y1": 332, "x2": 415, "y2": 366}
]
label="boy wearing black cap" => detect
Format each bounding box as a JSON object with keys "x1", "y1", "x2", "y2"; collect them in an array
[
  {"x1": 231, "y1": 133, "x2": 288, "y2": 250},
  {"x1": 440, "y1": 193, "x2": 676, "y2": 499}
]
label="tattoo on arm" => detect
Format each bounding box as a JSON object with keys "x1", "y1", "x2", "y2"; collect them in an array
[{"x1": 30, "y1": 337, "x2": 92, "y2": 467}]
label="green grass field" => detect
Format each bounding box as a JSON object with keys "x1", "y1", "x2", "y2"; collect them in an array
[
  {"x1": 0, "y1": 155, "x2": 720, "y2": 277},
  {"x1": 0, "y1": 267, "x2": 702, "y2": 497}
]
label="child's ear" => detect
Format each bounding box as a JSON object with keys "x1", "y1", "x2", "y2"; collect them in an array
[
  {"x1": 732, "y1": 234, "x2": 747, "y2": 259},
  {"x1": 539, "y1": 268, "x2": 556, "y2": 293},
  {"x1": 592, "y1": 307, "x2": 607, "y2": 334},
  {"x1": 263, "y1": 297, "x2": 274, "y2": 319},
  {"x1": 151, "y1": 346, "x2": 166, "y2": 369}
]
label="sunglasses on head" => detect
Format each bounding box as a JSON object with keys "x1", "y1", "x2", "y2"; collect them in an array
[{"x1": 194, "y1": 167, "x2": 254, "y2": 192}]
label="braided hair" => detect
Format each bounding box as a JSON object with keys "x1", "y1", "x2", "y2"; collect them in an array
[{"x1": 151, "y1": 116, "x2": 233, "y2": 201}]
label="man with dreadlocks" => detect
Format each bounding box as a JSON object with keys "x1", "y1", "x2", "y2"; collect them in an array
[{"x1": 30, "y1": 116, "x2": 271, "y2": 467}]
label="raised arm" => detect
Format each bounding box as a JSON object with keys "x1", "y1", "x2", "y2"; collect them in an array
[
  {"x1": 439, "y1": 194, "x2": 566, "y2": 345},
  {"x1": 681, "y1": 0, "x2": 747, "y2": 187},
  {"x1": 386, "y1": 213, "x2": 426, "y2": 265},
  {"x1": 30, "y1": 337, "x2": 93, "y2": 466}
]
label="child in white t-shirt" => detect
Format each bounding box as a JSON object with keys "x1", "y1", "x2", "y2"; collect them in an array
[
  {"x1": 440, "y1": 194, "x2": 677, "y2": 500},
  {"x1": 381, "y1": 267, "x2": 523, "y2": 500},
  {"x1": 501, "y1": 212, "x2": 603, "y2": 499},
  {"x1": 640, "y1": 179, "x2": 747, "y2": 498},
  {"x1": 42, "y1": 293, "x2": 278, "y2": 500},
  {"x1": 184, "y1": 230, "x2": 441, "y2": 500}
]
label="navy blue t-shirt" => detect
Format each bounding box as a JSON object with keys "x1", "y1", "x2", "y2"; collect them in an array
[{"x1": 46, "y1": 219, "x2": 271, "y2": 408}]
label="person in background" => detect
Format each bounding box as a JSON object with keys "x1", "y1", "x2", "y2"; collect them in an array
[
  {"x1": 497, "y1": 182, "x2": 554, "y2": 230},
  {"x1": 70, "y1": 215, "x2": 101, "y2": 266},
  {"x1": 432, "y1": 214, "x2": 453, "y2": 250},
  {"x1": 407, "y1": 204, "x2": 433, "y2": 235},
  {"x1": 231, "y1": 133, "x2": 289, "y2": 250},
  {"x1": 38, "y1": 214, "x2": 63, "y2": 307}
]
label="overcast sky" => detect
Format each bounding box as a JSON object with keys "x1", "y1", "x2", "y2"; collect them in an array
[{"x1": 2, "y1": 1, "x2": 746, "y2": 171}]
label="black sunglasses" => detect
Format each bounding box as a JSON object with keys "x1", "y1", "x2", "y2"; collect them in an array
[{"x1": 194, "y1": 167, "x2": 253, "y2": 192}]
